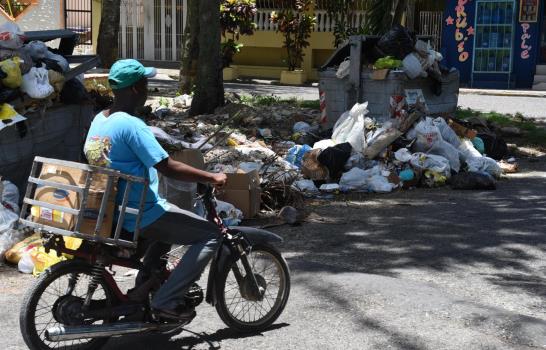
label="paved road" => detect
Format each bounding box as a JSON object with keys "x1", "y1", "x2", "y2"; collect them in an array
[
  {"x1": 3, "y1": 157, "x2": 546, "y2": 349},
  {"x1": 149, "y1": 78, "x2": 546, "y2": 119},
  {"x1": 221, "y1": 83, "x2": 546, "y2": 120},
  {"x1": 457, "y1": 94, "x2": 546, "y2": 120}
]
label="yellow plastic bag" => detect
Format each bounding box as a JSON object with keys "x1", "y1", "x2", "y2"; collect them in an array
[
  {"x1": 4, "y1": 233, "x2": 42, "y2": 264},
  {"x1": 30, "y1": 246, "x2": 66, "y2": 276},
  {"x1": 0, "y1": 103, "x2": 17, "y2": 121},
  {"x1": 0, "y1": 57, "x2": 22, "y2": 89}
]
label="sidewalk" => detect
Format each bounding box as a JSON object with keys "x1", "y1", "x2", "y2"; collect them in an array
[{"x1": 88, "y1": 68, "x2": 546, "y2": 98}]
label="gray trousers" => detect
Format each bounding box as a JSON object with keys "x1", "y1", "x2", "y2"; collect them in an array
[{"x1": 139, "y1": 203, "x2": 220, "y2": 310}]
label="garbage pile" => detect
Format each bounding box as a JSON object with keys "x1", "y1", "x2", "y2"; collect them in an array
[
  {"x1": 291, "y1": 97, "x2": 513, "y2": 195},
  {"x1": 0, "y1": 22, "x2": 81, "y2": 131},
  {"x1": 143, "y1": 89, "x2": 517, "y2": 224}
]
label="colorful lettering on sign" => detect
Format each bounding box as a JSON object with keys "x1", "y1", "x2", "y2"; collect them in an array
[
  {"x1": 446, "y1": 0, "x2": 474, "y2": 62},
  {"x1": 520, "y1": 23, "x2": 532, "y2": 59}
]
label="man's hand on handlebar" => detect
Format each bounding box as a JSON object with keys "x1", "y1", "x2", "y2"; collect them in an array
[{"x1": 210, "y1": 173, "x2": 227, "y2": 188}]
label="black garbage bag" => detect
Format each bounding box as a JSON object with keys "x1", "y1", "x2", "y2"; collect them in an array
[
  {"x1": 451, "y1": 117, "x2": 508, "y2": 160},
  {"x1": 317, "y1": 142, "x2": 352, "y2": 181},
  {"x1": 60, "y1": 78, "x2": 90, "y2": 105},
  {"x1": 450, "y1": 172, "x2": 496, "y2": 190},
  {"x1": 477, "y1": 133, "x2": 508, "y2": 160},
  {"x1": 377, "y1": 25, "x2": 415, "y2": 60},
  {"x1": 0, "y1": 88, "x2": 21, "y2": 104}
]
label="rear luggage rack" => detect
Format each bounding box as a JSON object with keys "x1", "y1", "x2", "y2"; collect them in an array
[{"x1": 19, "y1": 156, "x2": 147, "y2": 249}]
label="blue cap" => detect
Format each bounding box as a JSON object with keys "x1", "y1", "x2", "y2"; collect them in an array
[{"x1": 108, "y1": 59, "x2": 157, "y2": 90}]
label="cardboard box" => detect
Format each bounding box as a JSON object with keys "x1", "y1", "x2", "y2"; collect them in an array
[
  {"x1": 171, "y1": 149, "x2": 205, "y2": 170},
  {"x1": 371, "y1": 69, "x2": 390, "y2": 80},
  {"x1": 217, "y1": 170, "x2": 261, "y2": 218},
  {"x1": 32, "y1": 164, "x2": 117, "y2": 238}
]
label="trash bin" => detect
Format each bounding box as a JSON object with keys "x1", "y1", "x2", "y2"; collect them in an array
[
  {"x1": 319, "y1": 35, "x2": 460, "y2": 127},
  {"x1": 0, "y1": 104, "x2": 94, "y2": 198}
]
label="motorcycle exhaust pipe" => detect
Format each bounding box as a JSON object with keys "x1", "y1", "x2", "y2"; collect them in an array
[{"x1": 45, "y1": 322, "x2": 176, "y2": 342}]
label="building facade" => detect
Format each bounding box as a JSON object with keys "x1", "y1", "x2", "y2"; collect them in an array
[
  {"x1": 90, "y1": 0, "x2": 444, "y2": 82},
  {"x1": 441, "y1": 0, "x2": 546, "y2": 90},
  {"x1": 0, "y1": 0, "x2": 64, "y2": 32}
]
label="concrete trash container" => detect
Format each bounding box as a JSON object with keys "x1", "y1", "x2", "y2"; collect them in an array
[{"x1": 319, "y1": 35, "x2": 460, "y2": 127}]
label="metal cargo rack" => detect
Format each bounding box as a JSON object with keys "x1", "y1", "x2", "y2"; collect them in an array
[{"x1": 19, "y1": 157, "x2": 148, "y2": 249}]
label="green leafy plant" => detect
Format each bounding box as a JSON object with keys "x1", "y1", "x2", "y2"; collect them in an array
[
  {"x1": 324, "y1": 0, "x2": 360, "y2": 48},
  {"x1": 158, "y1": 97, "x2": 170, "y2": 108},
  {"x1": 270, "y1": 0, "x2": 316, "y2": 71},
  {"x1": 220, "y1": 0, "x2": 257, "y2": 68}
]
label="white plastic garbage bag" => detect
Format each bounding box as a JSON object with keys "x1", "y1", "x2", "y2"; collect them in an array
[
  {"x1": 216, "y1": 200, "x2": 243, "y2": 226},
  {"x1": 458, "y1": 139, "x2": 482, "y2": 161},
  {"x1": 410, "y1": 152, "x2": 451, "y2": 177},
  {"x1": 0, "y1": 180, "x2": 19, "y2": 235},
  {"x1": 319, "y1": 183, "x2": 340, "y2": 192},
  {"x1": 18, "y1": 252, "x2": 34, "y2": 274},
  {"x1": 432, "y1": 117, "x2": 461, "y2": 148},
  {"x1": 292, "y1": 179, "x2": 319, "y2": 194},
  {"x1": 0, "y1": 22, "x2": 24, "y2": 49},
  {"x1": 394, "y1": 148, "x2": 412, "y2": 162},
  {"x1": 428, "y1": 141, "x2": 461, "y2": 173},
  {"x1": 412, "y1": 117, "x2": 442, "y2": 151},
  {"x1": 313, "y1": 139, "x2": 335, "y2": 150},
  {"x1": 173, "y1": 94, "x2": 192, "y2": 108},
  {"x1": 336, "y1": 59, "x2": 350, "y2": 79},
  {"x1": 0, "y1": 228, "x2": 27, "y2": 262},
  {"x1": 332, "y1": 102, "x2": 369, "y2": 153},
  {"x1": 410, "y1": 118, "x2": 460, "y2": 172},
  {"x1": 21, "y1": 65, "x2": 54, "y2": 99},
  {"x1": 403, "y1": 53, "x2": 425, "y2": 79},
  {"x1": 467, "y1": 157, "x2": 502, "y2": 178},
  {"x1": 368, "y1": 175, "x2": 395, "y2": 193},
  {"x1": 339, "y1": 168, "x2": 369, "y2": 191}
]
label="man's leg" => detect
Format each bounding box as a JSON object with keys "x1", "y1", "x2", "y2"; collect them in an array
[
  {"x1": 140, "y1": 203, "x2": 221, "y2": 311},
  {"x1": 135, "y1": 239, "x2": 171, "y2": 286}
]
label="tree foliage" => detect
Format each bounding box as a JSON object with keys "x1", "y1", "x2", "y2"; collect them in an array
[
  {"x1": 270, "y1": 0, "x2": 316, "y2": 71},
  {"x1": 220, "y1": 0, "x2": 257, "y2": 67},
  {"x1": 364, "y1": 0, "x2": 410, "y2": 35}
]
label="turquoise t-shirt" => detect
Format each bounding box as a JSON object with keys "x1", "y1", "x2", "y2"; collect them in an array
[{"x1": 84, "y1": 111, "x2": 169, "y2": 232}]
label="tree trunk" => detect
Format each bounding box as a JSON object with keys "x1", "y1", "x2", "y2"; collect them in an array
[
  {"x1": 189, "y1": 0, "x2": 224, "y2": 116},
  {"x1": 97, "y1": 0, "x2": 121, "y2": 68},
  {"x1": 179, "y1": 0, "x2": 200, "y2": 93}
]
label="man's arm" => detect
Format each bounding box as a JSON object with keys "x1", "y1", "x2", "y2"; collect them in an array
[{"x1": 155, "y1": 157, "x2": 227, "y2": 186}]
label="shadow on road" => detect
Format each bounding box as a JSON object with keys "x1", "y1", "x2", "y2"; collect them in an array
[
  {"x1": 280, "y1": 165, "x2": 546, "y2": 300},
  {"x1": 105, "y1": 323, "x2": 289, "y2": 350}
]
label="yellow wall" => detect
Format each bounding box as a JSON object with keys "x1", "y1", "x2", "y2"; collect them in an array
[
  {"x1": 233, "y1": 31, "x2": 336, "y2": 81},
  {"x1": 90, "y1": 1, "x2": 336, "y2": 81}
]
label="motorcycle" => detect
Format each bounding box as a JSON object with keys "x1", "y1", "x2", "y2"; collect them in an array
[{"x1": 19, "y1": 181, "x2": 290, "y2": 350}]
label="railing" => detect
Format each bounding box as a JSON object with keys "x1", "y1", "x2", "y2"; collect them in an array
[
  {"x1": 419, "y1": 11, "x2": 443, "y2": 50},
  {"x1": 254, "y1": 8, "x2": 368, "y2": 32}
]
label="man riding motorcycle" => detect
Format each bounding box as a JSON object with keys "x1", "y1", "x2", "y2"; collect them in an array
[{"x1": 83, "y1": 59, "x2": 227, "y2": 321}]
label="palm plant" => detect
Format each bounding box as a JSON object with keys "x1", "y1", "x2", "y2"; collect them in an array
[{"x1": 363, "y1": 0, "x2": 411, "y2": 35}]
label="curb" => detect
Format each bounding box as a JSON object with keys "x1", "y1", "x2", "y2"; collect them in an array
[{"x1": 460, "y1": 88, "x2": 546, "y2": 98}]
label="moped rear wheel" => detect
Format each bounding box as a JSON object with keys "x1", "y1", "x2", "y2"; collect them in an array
[
  {"x1": 215, "y1": 244, "x2": 290, "y2": 333},
  {"x1": 19, "y1": 260, "x2": 115, "y2": 350}
]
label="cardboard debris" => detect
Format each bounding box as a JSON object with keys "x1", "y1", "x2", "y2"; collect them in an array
[
  {"x1": 32, "y1": 164, "x2": 117, "y2": 238},
  {"x1": 218, "y1": 170, "x2": 261, "y2": 219}
]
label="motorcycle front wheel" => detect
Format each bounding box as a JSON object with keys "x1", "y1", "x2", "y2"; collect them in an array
[
  {"x1": 19, "y1": 260, "x2": 115, "y2": 350},
  {"x1": 214, "y1": 243, "x2": 290, "y2": 333}
]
